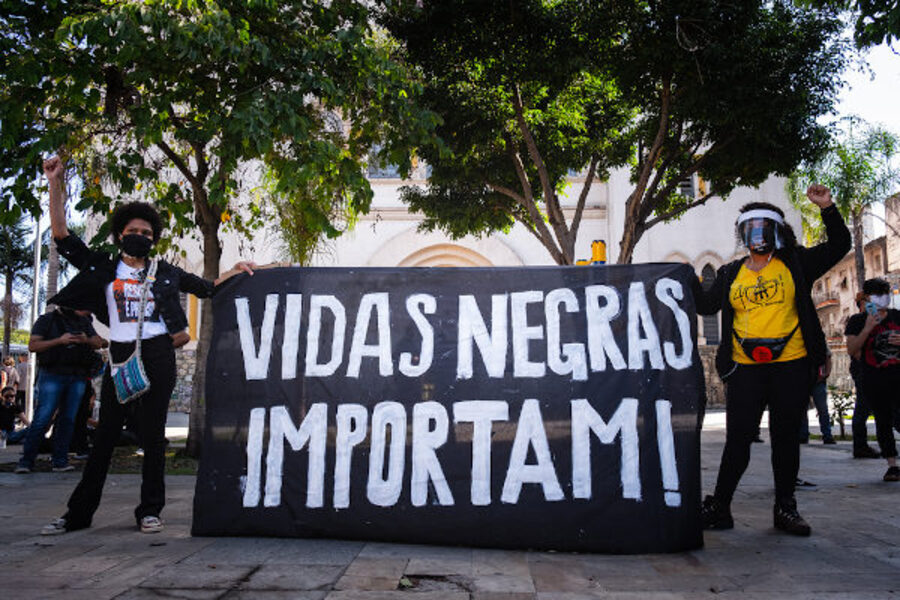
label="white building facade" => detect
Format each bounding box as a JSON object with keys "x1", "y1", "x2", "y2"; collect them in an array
[
  {"x1": 180, "y1": 167, "x2": 800, "y2": 342},
  {"x1": 151, "y1": 166, "x2": 799, "y2": 409}
]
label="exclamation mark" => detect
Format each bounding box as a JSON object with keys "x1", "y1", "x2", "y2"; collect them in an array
[
  {"x1": 655, "y1": 400, "x2": 681, "y2": 507},
  {"x1": 242, "y1": 407, "x2": 266, "y2": 507}
]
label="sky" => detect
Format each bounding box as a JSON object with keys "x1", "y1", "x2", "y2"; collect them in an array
[{"x1": 835, "y1": 42, "x2": 900, "y2": 135}]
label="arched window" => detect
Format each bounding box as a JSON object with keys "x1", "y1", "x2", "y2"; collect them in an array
[{"x1": 700, "y1": 264, "x2": 720, "y2": 345}]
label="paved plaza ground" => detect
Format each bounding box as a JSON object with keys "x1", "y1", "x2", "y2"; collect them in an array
[{"x1": 1, "y1": 410, "x2": 898, "y2": 599}]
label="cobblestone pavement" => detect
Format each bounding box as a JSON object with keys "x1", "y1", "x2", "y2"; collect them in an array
[{"x1": 1, "y1": 411, "x2": 898, "y2": 599}]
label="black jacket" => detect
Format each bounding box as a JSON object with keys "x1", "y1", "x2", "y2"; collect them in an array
[
  {"x1": 30, "y1": 308, "x2": 100, "y2": 375},
  {"x1": 48, "y1": 232, "x2": 215, "y2": 334},
  {"x1": 693, "y1": 204, "x2": 851, "y2": 379}
]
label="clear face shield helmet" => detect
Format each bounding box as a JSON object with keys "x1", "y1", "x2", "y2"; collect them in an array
[{"x1": 736, "y1": 209, "x2": 785, "y2": 255}]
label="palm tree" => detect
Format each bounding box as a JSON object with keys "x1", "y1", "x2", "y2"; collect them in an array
[
  {"x1": 0, "y1": 217, "x2": 34, "y2": 357},
  {"x1": 789, "y1": 120, "x2": 899, "y2": 289}
]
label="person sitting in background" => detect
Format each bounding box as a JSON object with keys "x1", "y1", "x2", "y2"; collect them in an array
[
  {"x1": 845, "y1": 278, "x2": 900, "y2": 481},
  {"x1": 1, "y1": 386, "x2": 29, "y2": 444}
]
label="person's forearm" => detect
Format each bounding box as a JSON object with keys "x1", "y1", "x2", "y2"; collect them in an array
[
  {"x1": 170, "y1": 330, "x2": 190, "y2": 349},
  {"x1": 48, "y1": 177, "x2": 69, "y2": 240},
  {"x1": 821, "y1": 204, "x2": 851, "y2": 255},
  {"x1": 846, "y1": 332, "x2": 869, "y2": 357},
  {"x1": 214, "y1": 261, "x2": 258, "y2": 286},
  {"x1": 88, "y1": 336, "x2": 108, "y2": 350},
  {"x1": 214, "y1": 266, "x2": 248, "y2": 286},
  {"x1": 214, "y1": 269, "x2": 237, "y2": 286},
  {"x1": 28, "y1": 338, "x2": 60, "y2": 353}
]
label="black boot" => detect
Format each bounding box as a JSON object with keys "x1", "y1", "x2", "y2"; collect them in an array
[
  {"x1": 701, "y1": 495, "x2": 734, "y2": 530},
  {"x1": 774, "y1": 498, "x2": 811, "y2": 536},
  {"x1": 853, "y1": 445, "x2": 880, "y2": 459}
]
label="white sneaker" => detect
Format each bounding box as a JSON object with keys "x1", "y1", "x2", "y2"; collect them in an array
[
  {"x1": 140, "y1": 516, "x2": 163, "y2": 533},
  {"x1": 41, "y1": 517, "x2": 68, "y2": 536},
  {"x1": 51, "y1": 464, "x2": 75, "y2": 473}
]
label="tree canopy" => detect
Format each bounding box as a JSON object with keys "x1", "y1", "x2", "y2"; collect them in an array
[
  {"x1": 803, "y1": 1, "x2": 900, "y2": 48},
  {"x1": 1, "y1": 0, "x2": 437, "y2": 453},
  {"x1": 378, "y1": 0, "x2": 634, "y2": 264},
  {"x1": 379, "y1": 0, "x2": 848, "y2": 264}
]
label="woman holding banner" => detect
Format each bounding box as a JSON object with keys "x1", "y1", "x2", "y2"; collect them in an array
[
  {"x1": 693, "y1": 184, "x2": 849, "y2": 536},
  {"x1": 38, "y1": 156, "x2": 256, "y2": 536}
]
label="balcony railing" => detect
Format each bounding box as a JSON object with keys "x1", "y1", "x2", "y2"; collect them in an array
[{"x1": 812, "y1": 290, "x2": 840, "y2": 309}]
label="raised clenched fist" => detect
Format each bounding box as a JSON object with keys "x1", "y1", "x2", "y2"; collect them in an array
[
  {"x1": 42, "y1": 156, "x2": 64, "y2": 184},
  {"x1": 806, "y1": 184, "x2": 833, "y2": 208}
]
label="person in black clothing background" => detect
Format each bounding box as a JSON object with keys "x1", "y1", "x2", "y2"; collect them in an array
[
  {"x1": 845, "y1": 278, "x2": 900, "y2": 481},
  {"x1": 15, "y1": 307, "x2": 106, "y2": 473},
  {"x1": 694, "y1": 184, "x2": 850, "y2": 536},
  {"x1": 849, "y1": 292, "x2": 881, "y2": 459},
  {"x1": 38, "y1": 156, "x2": 256, "y2": 536}
]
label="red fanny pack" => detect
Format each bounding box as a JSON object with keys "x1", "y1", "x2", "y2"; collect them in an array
[{"x1": 733, "y1": 324, "x2": 799, "y2": 363}]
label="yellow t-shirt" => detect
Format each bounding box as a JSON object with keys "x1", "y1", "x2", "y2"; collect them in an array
[{"x1": 730, "y1": 257, "x2": 807, "y2": 364}]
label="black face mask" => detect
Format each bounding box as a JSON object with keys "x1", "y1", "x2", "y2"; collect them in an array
[{"x1": 119, "y1": 234, "x2": 154, "y2": 258}]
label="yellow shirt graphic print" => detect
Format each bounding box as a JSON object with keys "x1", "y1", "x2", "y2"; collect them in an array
[{"x1": 730, "y1": 257, "x2": 806, "y2": 364}]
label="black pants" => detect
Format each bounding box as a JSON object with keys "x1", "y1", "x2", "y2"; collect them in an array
[
  {"x1": 858, "y1": 367, "x2": 900, "y2": 459},
  {"x1": 714, "y1": 358, "x2": 811, "y2": 506},
  {"x1": 69, "y1": 382, "x2": 93, "y2": 455},
  {"x1": 851, "y1": 372, "x2": 874, "y2": 451},
  {"x1": 64, "y1": 335, "x2": 176, "y2": 528}
]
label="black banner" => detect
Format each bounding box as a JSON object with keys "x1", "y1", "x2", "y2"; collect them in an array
[{"x1": 192, "y1": 264, "x2": 704, "y2": 553}]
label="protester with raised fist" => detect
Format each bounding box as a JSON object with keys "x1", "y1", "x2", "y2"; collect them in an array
[
  {"x1": 38, "y1": 155, "x2": 256, "y2": 536},
  {"x1": 693, "y1": 184, "x2": 850, "y2": 536}
]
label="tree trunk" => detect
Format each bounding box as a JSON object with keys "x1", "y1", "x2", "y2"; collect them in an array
[
  {"x1": 852, "y1": 211, "x2": 865, "y2": 291},
  {"x1": 2, "y1": 274, "x2": 12, "y2": 357},
  {"x1": 185, "y1": 192, "x2": 222, "y2": 458},
  {"x1": 617, "y1": 219, "x2": 643, "y2": 265}
]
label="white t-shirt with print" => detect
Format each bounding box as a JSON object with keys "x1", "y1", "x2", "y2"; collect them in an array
[{"x1": 105, "y1": 260, "x2": 169, "y2": 342}]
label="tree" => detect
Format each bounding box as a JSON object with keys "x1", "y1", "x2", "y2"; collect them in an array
[
  {"x1": 803, "y1": 1, "x2": 900, "y2": 47},
  {"x1": 378, "y1": 0, "x2": 848, "y2": 264},
  {"x1": 268, "y1": 179, "x2": 361, "y2": 266},
  {"x1": 1, "y1": 0, "x2": 436, "y2": 454},
  {"x1": 0, "y1": 217, "x2": 33, "y2": 358},
  {"x1": 789, "y1": 120, "x2": 899, "y2": 289},
  {"x1": 610, "y1": 1, "x2": 847, "y2": 263},
  {"x1": 378, "y1": 0, "x2": 635, "y2": 265}
]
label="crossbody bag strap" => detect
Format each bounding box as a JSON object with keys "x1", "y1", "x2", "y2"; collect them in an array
[
  {"x1": 732, "y1": 322, "x2": 800, "y2": 346},
  {"x1": 133, "y1": 259, "x2": 158, "y2": 358}
]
